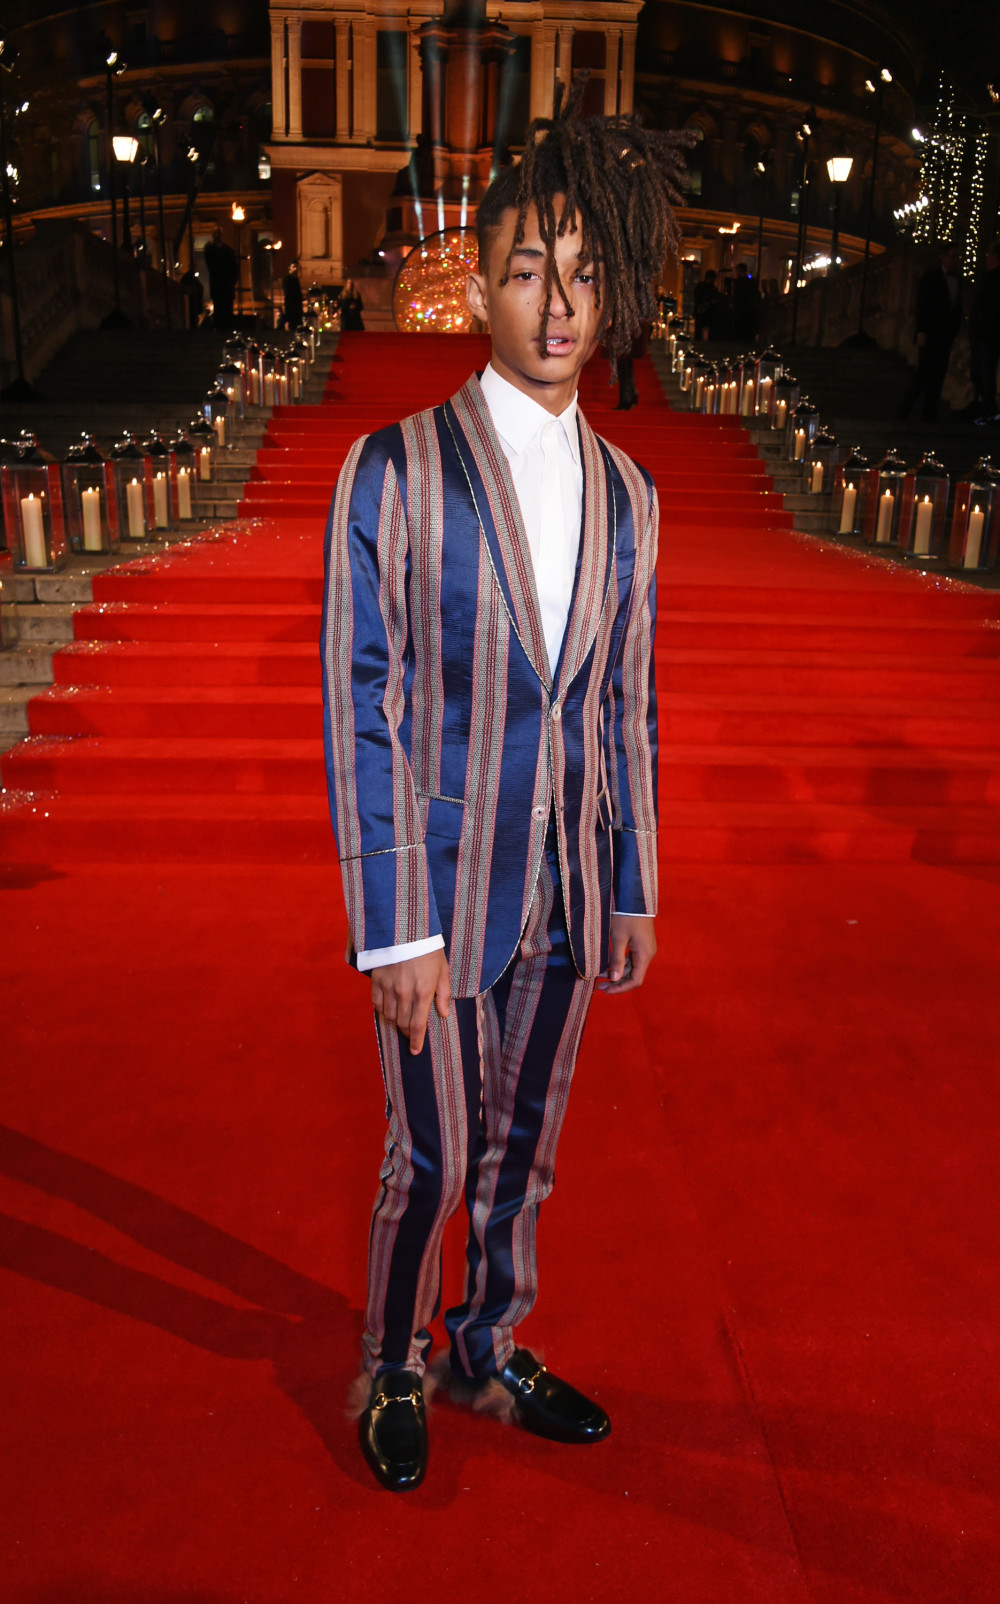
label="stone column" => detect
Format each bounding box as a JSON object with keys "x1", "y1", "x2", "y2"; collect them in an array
[
  {"x1": 619, "y1": 26, "x2": 636, "y2": 114},
  {"x1": 335, "y1": 19, "x2": 351, "y2": 141},
  {"x1": 271, "y1": 17, "x2": 287, "y2": 140},
  {"x1": 287, "y1": 15, "x2": 303, "y2": 141},
  {"x1": 604, "y1": 31, "x2": 620, "y2": 115},
  {"x1": 556, "y1": 28, "x2": 573, "y2": 93},
  {"x1": 407, "y1": 24, "x2": 423, "y2": 139},
  {"x1": 529, "y1": 24, "x2": 557, "y2": 121},
  {"x1": 353, "y1": 17, "x2": 377, "y2": 141}
]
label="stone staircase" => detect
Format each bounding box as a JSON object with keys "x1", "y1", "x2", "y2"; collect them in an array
[{"x1": 1, "y1": 334, "x2": 335, "y2": 754}]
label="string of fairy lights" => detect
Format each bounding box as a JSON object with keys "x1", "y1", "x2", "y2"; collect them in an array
[{"x1": 903, "y1": 73, "x2": 995, "y2": 273}]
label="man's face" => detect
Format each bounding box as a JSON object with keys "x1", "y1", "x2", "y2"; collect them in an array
[{"x1": 466, "y1": 197, "x2": 604, "y2": 413}]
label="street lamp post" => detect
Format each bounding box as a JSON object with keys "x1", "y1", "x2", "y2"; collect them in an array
[
  {"x1": 0, "y1": 35, "x2": 41, "y2": 401},
  {"x1": 112, "y1": 134, "x2": 138, "y2": 257},
  {"x1": 103, "y1": 49, "x2": 129, "y2": 326},
  {"x1": 826, "y1": 148, "x2": 854, "y2": 273},
  {"x1": 231, "y1": 203, "x2": 246, "y2": 320},
  {"x1": 790, "y1": 109, "x2": 818, "y2": 345},
  {"x1": 854, "y1": 66, "x2": 893, "y2": 344},
  {"x1": 149, "y1": 107, "x2": 170, "y2": 328},
  {"x1": 755, "y1": 149, "x2": 774, "y2": 286}
]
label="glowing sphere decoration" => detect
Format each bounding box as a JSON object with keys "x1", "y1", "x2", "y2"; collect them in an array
[{"x1": 393, "y1": 228, "x2": 479, "y2": 334}]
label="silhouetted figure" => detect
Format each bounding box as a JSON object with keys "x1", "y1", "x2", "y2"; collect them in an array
[
  {"x1": 969, "y1": 241, "x2": 1000, "y2": 423},
  {"x1": 693, "y1": 268, "x2": 732, "y2": 341},
  {"x1": 898, "y1": 243, "x2": 964, "y2": 422},
  {"x1": 731, "y1": 261, "x2": 761, "y2": 343},
  {"x1": 615, "y1": 323, "x2": 648, "y2": 410},
  {"x1": 281, "y1": 261, "x2": 304, "y2": 330},
  {"x1": 203, "y1": 226, "x2": 240, "y2": 332},
  {"x1": 339, "y1": 278, "x2": 365, "y2": 332}
]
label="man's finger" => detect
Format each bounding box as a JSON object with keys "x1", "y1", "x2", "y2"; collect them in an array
[
  {"x1": 435, "y1": 968, "x2": 452, "y2": 1019},
  {"x1": 408, "y1": 991, "x2": 433, "y2": 1055},
  {"x1": 606, "y1": 933, "x2": 629, "y2": 984}
]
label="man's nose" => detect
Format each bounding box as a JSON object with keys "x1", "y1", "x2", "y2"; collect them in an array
[{"x1": 546, "y1": 275, "x2": 574, "y2": 319}]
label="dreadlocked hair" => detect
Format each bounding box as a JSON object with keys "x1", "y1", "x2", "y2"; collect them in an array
[{"x1": 478, "y1": 74, "x2": 695, "y2": 375}]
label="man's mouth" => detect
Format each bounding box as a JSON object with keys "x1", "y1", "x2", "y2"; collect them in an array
[{"x1": 544, "y1": 334, "x2": 574, "y2": 352}]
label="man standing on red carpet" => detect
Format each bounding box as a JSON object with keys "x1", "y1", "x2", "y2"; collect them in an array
[{"x1": 322, "y1": 85, "x2": 689, "y2": 1492}]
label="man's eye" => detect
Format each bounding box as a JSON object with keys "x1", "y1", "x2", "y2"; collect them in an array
[
  {"x1": 575, "y1": 272, "x2": 595, "y2": 284},
  {"x1": 513, "y1": 271, "x2": 538, "y2": 281}
]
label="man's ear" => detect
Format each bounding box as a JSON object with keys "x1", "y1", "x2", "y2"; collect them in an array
[{"x1": 466, "y1": 269, "x2": 489, "y2": 323}]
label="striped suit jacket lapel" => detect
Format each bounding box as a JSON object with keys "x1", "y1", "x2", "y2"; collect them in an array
[
  {"x1": 446, "y1": 375, "x2": 553, "y2": 691},
  {"x1": 556, "y1": 409, "x2": 615, "y2": 696}
]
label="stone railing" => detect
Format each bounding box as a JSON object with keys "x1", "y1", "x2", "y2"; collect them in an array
[{"x1": 1, "y1": 223, "x2": 189, "y2": 389}]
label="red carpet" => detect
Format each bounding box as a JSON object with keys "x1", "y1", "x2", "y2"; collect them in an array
[{"x1": 2, "y1": 334, "x2": 999, "y2": 1602}]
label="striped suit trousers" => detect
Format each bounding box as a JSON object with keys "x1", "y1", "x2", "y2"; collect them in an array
[{"x1": 363, "y1": 831, "x2": 595, "y2": 1381}]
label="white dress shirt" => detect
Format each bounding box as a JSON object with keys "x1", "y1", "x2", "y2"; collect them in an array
[{"x1": 356, "y1": 365, "x2": 646, "y2": 974}]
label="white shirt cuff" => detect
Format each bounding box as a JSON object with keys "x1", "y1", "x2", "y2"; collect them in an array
[{"x1": 356, "y1": 934, "x2": 446, "y2": 972}]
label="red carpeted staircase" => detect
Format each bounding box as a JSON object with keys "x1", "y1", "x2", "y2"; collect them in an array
[{"x1": 3, "y1": 332, "x2": 999, "y2": 866}]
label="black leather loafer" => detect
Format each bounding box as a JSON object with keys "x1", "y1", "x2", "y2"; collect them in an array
[
  {"x1": 499, "y1": 1348, "x2": 611, "y2": 1444},
  {"x1": 359, "y1": 1369, "x2": 428, "y2": 1491}
]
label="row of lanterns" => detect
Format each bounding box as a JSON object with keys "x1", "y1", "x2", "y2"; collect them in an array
[
  {"x1": 0, "y1": 324, "x2": 323, "y2": 573},
  {"x1": 831, "y1": 449, "x2": 1000, "y2": 572},
  {"x1": 666, "y1": 333, "x2": 1000, "y2": 574},
  {"x1": 0, "y1": 424, "x2": 220, "y2": 571}
]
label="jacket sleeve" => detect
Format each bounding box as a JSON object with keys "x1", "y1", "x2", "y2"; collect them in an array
[
  {"x1": 606, "y1": 472, "x2": 659, "y2": 917},
  {"x1": 321, "y1": 432, "x2": 441, "y2": 957}
]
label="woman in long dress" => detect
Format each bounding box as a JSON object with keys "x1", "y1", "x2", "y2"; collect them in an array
[{"x1": 339, "y1": 278, "x2": 365, "y2": 332}]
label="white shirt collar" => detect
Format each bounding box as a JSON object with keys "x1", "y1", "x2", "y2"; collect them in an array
[{"x1": 479, "y1": 363, "x2": 580, "y2": 465}]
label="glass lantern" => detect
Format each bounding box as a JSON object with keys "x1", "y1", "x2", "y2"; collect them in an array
[
  {"x1": 170, "y1": 435, "x2": 198, "y2": 522},
  {"x1": 301, "y1": 323, "x2": 318, "y2": 359},
  {"x1": 244, "y1": 339, "x2": 264, "y2": 406},
  {"x1": 771, "y1": 371, "x2": 801, "y2": 434},
  {"x1": 286, "y1": 350, "x2": 305, "y2": 403},
  {"x1": 690, "y1": 356, "x2": 713, "y2": 412},
  {"x1": 700, "y1": 366, "x2": 720, "y2": 415},
  {"x1": 803, "y1": 428, "x2": 838, "y2": 495},
  {"x1": 786, "y1": 399, "x2": 819, "y2": 463},
  {"x1": 753, "y1": 348, "x2": 783, "y2": 419},
  {"x1": 832, "y1": 448, "x2": 869, "y2": 535},
  {"x1": 187, "y1": 416, "x2": 216, "y2": 490},
  {"x1": 63, "y1": 435, "x2": 119, "y2": 554},
  {"x1": 110, "y1": 434, "x2": 152, "y2": 542},
  {"x1": 216, "y1": 360, "x2": 246, "y2": 422},
  {"x1": 143, "y1": 434, "x2": 177, "y2": 535},
  {"x1": 898, "y1": 453, "x2": 950, "y2": 560},
  {"x1": 273, "y1": 351, "x2": 291, "y2": 408},
  {"x1": 864, "y1": 449, "x2": 908, "y2": 547},
  {"x1": 202, "y1": 386, "x2": 230, "y2": 449},
  {"x1": 1, "y1": 434, "x2": 67, "y2": 570},
  {"x1": 666, "y1": 316, "x2": 684, "y2": 360},
  {"x1": 948, "y1": 458, "x2": 1000, "y2": 572}
]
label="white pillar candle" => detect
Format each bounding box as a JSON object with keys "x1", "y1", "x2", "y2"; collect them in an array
[
  {"x1": 250, "y1": 369, "x2": 261, "y2": 405},
  {"x1": 213, "y1": 416, "x2": 226, "y2": 448},
  {"x1": 81, "y1": 487, "x2": 103, "y2": 551},
  {"x1": 740, "y1": 382, "x2": 754, "y2": 416},
  {"x1": 681, "y1": 366, "x2": 692, "y2": 392},
  {"x1": 292, "y1": 367, "x2": 301, "y2": 399},
  {"x1": 126, "y1": 477, "x2": 145, "y2": 540},
  {"x1": 694, "y1": 375, "x2": 705, "y2": 408},
  {"x1": 757, "y1": 375, "x2": 772, "y2": 414},
  {"x1": 875, "y1": 488, "x2": 895, "y2": 544},
  {"x1": 153, "y1": 472, "x2": 170, "y2": 528},
  {"x1": 20, "y1": 493, "x2": 48, "y2": 568},
  {"x1": 838, "y1": 482, "x2": 857, "y2": 534},
  {"x1": 913, "y1": 495, "x2": 934, "y2": 556},
  {"x1": 964, "y1": 504, "x2": 986, "y2": 569},
  {"x1": 199, "y1": 448, "x2": 212, "y2": 483},
  {"x1": 263, "y1": 374, "x2": 275, "y2": 406},
  {"x1": 775, "y1": 398, "x2": 788, "y2": 431},
  {"x1": 704, "y1": 383, "x2": 716, "y2": 413},
  {"x1": 793, "y1": 428, "x2": 807, "y2": 461},
  {"x1": 279, "y1": 374, "x2": 289, "y2": 404},
  {"x1": 177, "y1": 468, "x2": 193, "y2": 519},
  {"x1": 810, "y1": 461, "x2": 825, "y2": 494}
]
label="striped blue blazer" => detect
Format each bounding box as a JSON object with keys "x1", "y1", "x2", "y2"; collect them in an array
[{"x1": 321, "y1": 373, "x2": 658, "y2": 998}]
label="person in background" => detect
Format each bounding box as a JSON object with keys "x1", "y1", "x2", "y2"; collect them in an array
[
  {"x1": 281, "y1": 261, "x2": 304, "y2": 330},
  {"x1": 898, "y1": 242, "x2": 964, "y2": 422},
  {"x1": 339, "y1": 278, "x2": 365, "y2": 331},
  {"x1": 203, "y1": 226, "x2": 240, "y2": 333},
  {"x1": 969, "y1": 241, "x2": 1000, "y2": 425},
  {"x1": 731, "y1": 261, "x2": 761, "y2": 344}
]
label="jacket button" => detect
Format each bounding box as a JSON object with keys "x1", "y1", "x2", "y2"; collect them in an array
[
  {"x1": 531, "y1": 804, "x2": 546, "y2": 820},
  {"x1": 551, "y1": 705, "x2": 562, "y2": 721}
]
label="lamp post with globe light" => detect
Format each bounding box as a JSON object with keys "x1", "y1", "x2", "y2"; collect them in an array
[{"x1": 826, "y1": 146, "x2": 854, "y2": 273}]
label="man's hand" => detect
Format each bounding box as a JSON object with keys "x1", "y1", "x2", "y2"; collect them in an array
[
  {"x1": 597, "y1": 914, "x2": 657, "y2": 995},
  {"x1": 370, "y1": 950, "x2": 452, "y2": 1055}
]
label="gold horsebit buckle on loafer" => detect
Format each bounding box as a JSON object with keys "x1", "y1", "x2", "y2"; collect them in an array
[
  {"x1": 514, "y1": 1363, "x2": 547, "y2": 1396},
  {"x1": 371, "y1": 1388, "x2": 423, "y2": 1411}
]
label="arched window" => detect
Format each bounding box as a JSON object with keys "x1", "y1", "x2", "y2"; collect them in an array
[
  {"x1": 191, "y1": 103, "x2": 216, "y2": 158},
  {"x1": 136, "y1": 110, "x2": 154, "y2": 162}
]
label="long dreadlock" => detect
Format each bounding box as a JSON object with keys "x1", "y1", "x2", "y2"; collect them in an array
[{"x1": 478, "y1": 75, "x2": 694, "y2": 375}]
